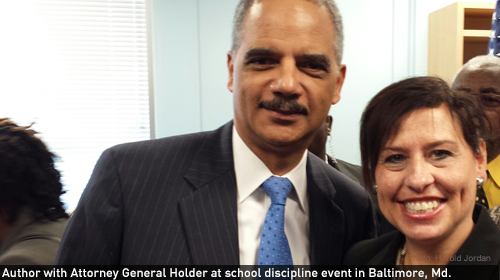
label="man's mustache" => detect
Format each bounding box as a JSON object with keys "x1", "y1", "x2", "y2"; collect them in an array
[{"x1": 258, "y1": 97, "x2": 308, "y2": 115}]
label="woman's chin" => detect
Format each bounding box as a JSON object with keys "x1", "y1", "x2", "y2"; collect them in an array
[
  {"x1": 402, "y1": 229, "x2": 443, "y2": 244},
  {"x1": 394, "y1": 219, "x2": 447, "y2": 244}
]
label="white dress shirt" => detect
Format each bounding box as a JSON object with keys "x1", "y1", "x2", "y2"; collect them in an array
[{"x1": 232, "y1": 126, "x2": 310, "y2": 265}]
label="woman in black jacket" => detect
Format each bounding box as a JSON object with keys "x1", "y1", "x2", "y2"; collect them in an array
[{"x1": 345, "y1": 77, "x2": 500, "y2": 279}]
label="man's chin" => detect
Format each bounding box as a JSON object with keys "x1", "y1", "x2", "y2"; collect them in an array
[{"x1": 258, "y1": 129, "x2": 312, "y2": 149}]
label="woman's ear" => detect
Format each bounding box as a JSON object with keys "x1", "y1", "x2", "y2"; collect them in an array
[{"x1": 476, "y1": 140, "x2": 488, "y2": 179}]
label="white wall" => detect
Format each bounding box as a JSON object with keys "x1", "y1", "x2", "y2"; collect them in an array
[
  {"x1": 150, "y1": 0, "x2": 236, "y2": 139},
  {"x1": 332, "y1": 0, "x2": 394, "y2": 164},
  {"x1": 150, "y1": 0, "x2": 496, "y2": 165}
]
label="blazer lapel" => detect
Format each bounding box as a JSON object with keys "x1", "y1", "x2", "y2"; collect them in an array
[
  {"x1": 307, "y1": 154, "x2": 346, "y2": 265},
  {"x1": 179, "y1": 122, "x2": 240, "y2": 265}
]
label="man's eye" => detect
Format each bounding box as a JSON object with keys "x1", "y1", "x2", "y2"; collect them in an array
[
  {"x1": 479, "y1": 94, "x2": 500, "y2": 107},
  {"x1": 248, "y1": 58, "x2": 274, "y2": 65},
  {"x1": 384, "y1": 155, "x2": 405, "y2": 164},
  {"x1": 301, "y1": 63, "x2": 326, "y2": 71},
  {"x1": 432, "y1": 150, "x2": 452, "y2": 159}
]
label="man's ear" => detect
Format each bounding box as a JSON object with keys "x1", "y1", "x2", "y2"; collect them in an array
[
  {"x1": 326, "y1": 115, "x2": 333, "y2": 135},
  {"x1": 331, "y1": 64, "x2": 346, "y2": 105},
  {"x1": 227, "y1": 51, "x2": 234, "y2": 93},
  {"x1": 476, "y1": 140, "x2": 488, "y2": 179}
]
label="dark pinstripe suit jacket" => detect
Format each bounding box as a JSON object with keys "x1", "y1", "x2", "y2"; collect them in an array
[{"x1": 55, "y1": 121, "x2": 375, "y2": 265}]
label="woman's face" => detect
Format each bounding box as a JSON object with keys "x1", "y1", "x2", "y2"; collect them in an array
[{"x1": 375, "y1": 104, "x2": 487, "y2": 244}]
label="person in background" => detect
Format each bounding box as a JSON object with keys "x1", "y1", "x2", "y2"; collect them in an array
[
  {"x1": 344, "y1": 77, "x2": 500, "y2": 276},
  {"x1": 56, "y1": 0, "x2": 375, "y2": 265},
  {"x1": 308, "y1": 115, "x2": 363, "y2": 184},
  {"x1": 452, "y1": 55, "x2": 500, "y2": 209},
  {"x1": 0, "y1": 118, "x2": 68, "y2": 265},
  {"x1": 309, "y1": 115, "x2": 396, "y2": 235}
]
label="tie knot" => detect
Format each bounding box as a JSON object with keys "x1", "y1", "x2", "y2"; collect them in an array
[{"x1": 261, "y1": 177, "x2": 293, "y2": 206}]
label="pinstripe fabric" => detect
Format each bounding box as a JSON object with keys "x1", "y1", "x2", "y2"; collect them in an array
[{"x1": 55, "y1": 121, "x2": 375, "y2": 265}]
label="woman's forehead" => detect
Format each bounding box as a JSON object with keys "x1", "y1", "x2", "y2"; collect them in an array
[{"x1": 383, "y1": 105, "x2": 466, "y2": 148}]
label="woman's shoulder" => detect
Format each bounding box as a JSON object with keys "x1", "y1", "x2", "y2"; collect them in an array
[{"x1": 343, "y1": 230, "x2": 403, "y2": 265}]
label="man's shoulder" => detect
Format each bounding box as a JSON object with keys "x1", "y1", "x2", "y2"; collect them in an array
[
  {"x1": 336, "y1": 158, "x2": 364, "y2": 186},
  {"x1": 110, "y1": 131, "x2": 209, "y2": 154},
  {"x1": 336, "y1": 158, "x2": 362, "y2": 175},
  {"x1": 106, "y1": 122, "x2": 232, "y2": 158}
]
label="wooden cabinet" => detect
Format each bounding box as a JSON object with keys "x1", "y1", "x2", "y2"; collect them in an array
[{"x1": 428, "y1": 2, "x2": 495, "y2": 83}]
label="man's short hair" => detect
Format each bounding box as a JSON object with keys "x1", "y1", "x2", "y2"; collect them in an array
[
  {"x1": 452, "y1": 55, "x2": 500, "y2": 85},
  {"x1": 231, "y1": 0, "x2": 344, "y2": 66},
  {"x1": 0, "y1": 118, "x2": 68, "y2": 224}
]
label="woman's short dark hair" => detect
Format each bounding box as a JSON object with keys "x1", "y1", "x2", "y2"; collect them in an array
[
  {"x1": 360, "y1": 76, "x2": 485, "y2": 188},
  {"x1": 0, "y1": 118, "x2": 68, "y2": 224}
]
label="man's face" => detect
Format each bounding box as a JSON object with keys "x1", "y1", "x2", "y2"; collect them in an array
[
  {"x1": 227, "y1": 0, "x2": 346, "y2": 154},
  {"x1": 453, "y1": 65, "x2": 500, "y2": 161}
]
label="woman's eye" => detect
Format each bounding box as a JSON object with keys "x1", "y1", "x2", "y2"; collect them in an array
[
  {"x1": 433, "y1": 150, "x2": 452, "y2": 159},
  {"x1": 384, "y1": 155, "x2": 405, "y2": 164}
]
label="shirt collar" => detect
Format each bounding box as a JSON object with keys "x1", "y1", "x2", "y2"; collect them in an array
[
  {"x1": 487, "y1": 153, "x2": 500, "y2": 184},
  {"x1": 232, "y1": 126, "x2": 308, "y2": 213}
]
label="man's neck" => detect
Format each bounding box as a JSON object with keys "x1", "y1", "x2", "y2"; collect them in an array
[
  {"x1": 249, "y1": 144, "x2": 307, "y2": 175},
  {"x1": 234, "y1": 129, "x2": 310, "y2": 176},
  {"x1": 252, "y1": 149, "x2": 305, "y2": 176}
]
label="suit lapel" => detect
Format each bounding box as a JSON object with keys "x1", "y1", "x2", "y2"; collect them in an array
[
  {"x1": 180, "y1": 122, "x2": 240, "y2": 265},
  {"x1": 307, "y1": 154, "x2": 346, "y2": 265}
]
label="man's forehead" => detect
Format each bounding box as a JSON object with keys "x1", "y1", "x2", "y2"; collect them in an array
[
  {"x1": 463, "y1": 65, "x2": 500, "y2": 76},
  {"x1": 245, "y1": 0, "x2": 331, "y2": 29},
  {"x1": 234, "y1": 0, "x2": 338, "y2": 67},
  {"x1": 457, "y1": 66, "x2": 500, "y2": 84}
]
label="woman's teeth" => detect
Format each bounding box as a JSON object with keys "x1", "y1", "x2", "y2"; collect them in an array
[{"x1": 404, "y1": 201, "x2": 440, "y2": 214}]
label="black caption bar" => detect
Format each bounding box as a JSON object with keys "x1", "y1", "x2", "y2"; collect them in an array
[{"x1": 0, "y1": 265, "x2": 498, "y2": 280}]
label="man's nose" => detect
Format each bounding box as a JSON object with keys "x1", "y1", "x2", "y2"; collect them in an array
[
  {"x1": 404, "y1": 158, "x2": 434, "y2": 193},
  {"x1": 272, "y1": 60, "x2": 302, "y2": 97}
]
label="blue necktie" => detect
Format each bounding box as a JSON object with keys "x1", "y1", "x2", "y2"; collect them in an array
[{"x1": 257, "y1": 176, "x2": 293, "y2": 265}]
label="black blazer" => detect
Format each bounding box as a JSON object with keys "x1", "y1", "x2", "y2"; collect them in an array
[
  {"x1": 56, "y1": 121, "x2": 375, "y2": 265},
  {"x1": 344, "y1": 205, "x2": 500, "y2": 279}
]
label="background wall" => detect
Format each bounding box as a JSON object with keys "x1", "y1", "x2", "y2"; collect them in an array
[{"x1": 150, "y1": 0, "x2": 494, "y2": 165}]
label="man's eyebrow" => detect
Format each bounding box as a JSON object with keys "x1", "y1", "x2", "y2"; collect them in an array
[
  {"x1": 454, "y1": 86, "x2": 471, "y2": 92},
  {"x1": 480, "y1": 87, "x2": 499, "y2": 94},
  {"x1": 298, "y1": 54, "x2": 331, "y2": 71},
  {"x1": 244, "y1": 48, "x2": 277, "y2": 60}
]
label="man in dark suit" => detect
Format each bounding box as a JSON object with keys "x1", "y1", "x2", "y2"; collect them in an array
[{"x1": 56, "y1": 0, "x2": 375, "y2": 265}]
